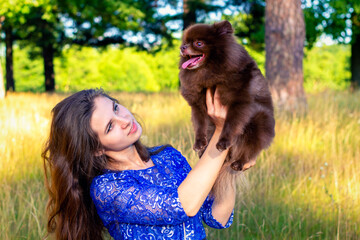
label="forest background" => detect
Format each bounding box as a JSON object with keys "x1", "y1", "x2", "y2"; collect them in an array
[
  {"x1": 1, "y1": 0, "x2": 358, "y2": 94},
  {"x1": 0, "y1": 0, "x2": 359, "y2": 239},
  {"x1": 0, "y1": 42, "x2": 352, "y2": 93}
]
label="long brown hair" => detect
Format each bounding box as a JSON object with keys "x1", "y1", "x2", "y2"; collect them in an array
[{"x1": 42, "y1": 89, "x2": 150, "y2": 240}]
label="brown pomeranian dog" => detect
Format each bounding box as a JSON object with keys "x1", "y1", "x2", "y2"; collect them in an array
[{"x1": 179, "y1": 21, "x2": 275, "y2": 197}]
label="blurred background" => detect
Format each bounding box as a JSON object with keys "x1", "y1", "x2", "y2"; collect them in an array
[{"x1": 0, "y1": 0, "x2": 359, "y2": 239}]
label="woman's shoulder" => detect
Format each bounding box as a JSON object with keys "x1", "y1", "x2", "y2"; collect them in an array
[
  {"x1": 149, "y1": 145, "x2": 184, "y2": 159},
  {"x1": 148, "y1": 144, "x2": 173, "y2": 154},
  {"x1": 90, "y1": 170, "x2": 137, "y2": 201},
  {"x1": 150, "y1": 145, "x2": 190, "y2": 170},
  {"x1": 91, "y1": 170, "x2": 130, "y2": 191}
]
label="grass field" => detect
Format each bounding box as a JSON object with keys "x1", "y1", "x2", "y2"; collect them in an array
[{"x1": 0, "y1": 90, "x2": 359, "y2": 239}]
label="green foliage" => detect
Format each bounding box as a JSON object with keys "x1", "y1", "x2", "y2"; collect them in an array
[
  {"x1": 8, "y1": 42, "x2": 351, "y2": 93},
  {"x1": 223, "y1": 2, "x2": 265, "y2": 51},
  {"x1": 7, "y1": 43, "x2": 181, "y2": 92},
  {"x1": 302, "y1": 0, "x2": 360, "y2": 44},
  {"x1": 303, "y1": 44, "x2": 351, "y2": 92},
  {"x1": 246, "y1": 44, "x2": 351, "y2": 93},
  {"x1": 58, "y1": 0, "x2": 148, "y2": 38},
  {"x1": 12, "y1": 46, "x2": 44, "y2": 92},
  {"x1": 244, "y1": 45, "x2": 265, "y2": 75},
  {"x1": 54, "y1": 45, "x2": 180, "y2": 92},
  {"x1": 0, "y1": 0, "x2": 37, "y2": 24},
  {"x1": 0, "y1": 0, "x2": 61, "y2": 44}
]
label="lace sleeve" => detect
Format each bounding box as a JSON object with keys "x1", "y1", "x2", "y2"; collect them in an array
[
  {"x1": 201, "y1": 196, "x2": 234, "y2": 229},
  {"x1": 91, "y1": 175, "x2": 190, "y2": 226}
]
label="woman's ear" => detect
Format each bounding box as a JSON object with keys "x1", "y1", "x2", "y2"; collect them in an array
[{"x1": 94, "y1": 149, "x2": 105, "y2": 157}]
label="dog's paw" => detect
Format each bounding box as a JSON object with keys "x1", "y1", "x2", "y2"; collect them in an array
[
  {"x1": 216, "y1": 138, "x2": 230, "y2": 152},
  {"x1": 230, "y1": 159, "x2": 256, "y2": 171},
  {"x1": 193, "y1": 138, "x2": 207, "y2": 152},
  {"x1": 230, "y1": 161, "x2": 243, "y2": 171}
]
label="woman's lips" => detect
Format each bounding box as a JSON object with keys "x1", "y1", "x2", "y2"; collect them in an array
[{"x1": 128, "y1": 121, "x2": 138, "y2": 135}]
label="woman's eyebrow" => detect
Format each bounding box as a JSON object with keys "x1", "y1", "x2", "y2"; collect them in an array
[{"x1": 104, "y1": 101, "x2": 116, "y2": 134}]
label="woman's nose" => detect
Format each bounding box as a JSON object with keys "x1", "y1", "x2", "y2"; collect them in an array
[{"x1": 115, "y1": 115, "x2": 131, "y2": 129}]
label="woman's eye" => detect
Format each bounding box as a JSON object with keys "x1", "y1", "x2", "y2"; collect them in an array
[
  {"x1": 114, "y1": 103, "x2": 119, "y2": 113},
  {"x1": 107, "y1": 122, "x2": 113, "y2": 133}
]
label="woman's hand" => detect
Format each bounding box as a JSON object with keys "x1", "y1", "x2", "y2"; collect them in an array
[
  {"x1": 206, "y1": 88, "x2": 228, "y2": 131},
  {"x1": 178, "y1": 88, "x2": 230, "y2": 217}
]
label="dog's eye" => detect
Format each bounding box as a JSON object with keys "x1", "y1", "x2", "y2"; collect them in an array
[{"x1": 194, "y1": 41, "x2": 204, "y2": 47}]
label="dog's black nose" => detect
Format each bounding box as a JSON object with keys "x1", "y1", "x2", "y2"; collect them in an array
[{"x1": 180, "y1": 45, "x2": 188, "y2": 51}]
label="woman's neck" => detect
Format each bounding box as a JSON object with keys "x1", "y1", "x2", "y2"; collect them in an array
[{"x1": 105, "y1": 145, "x2": 153, "y2": 171}]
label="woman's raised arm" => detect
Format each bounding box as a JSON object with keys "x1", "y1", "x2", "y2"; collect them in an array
[{"x1": 178, "y1": 88, "x2": 231, "y2": 219}]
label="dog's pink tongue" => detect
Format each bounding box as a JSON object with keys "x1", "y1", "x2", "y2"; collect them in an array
[{"x1": 182, "y1": 57, "x2": 200, "y2": 69}]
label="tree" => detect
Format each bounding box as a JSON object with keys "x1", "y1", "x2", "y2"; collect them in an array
[
  {"x1": 303, "y1": 0, "x2": 360, "y2": 90},
  {"x1": 1, "y1": 0, "x2": 176, "y2": 92},
  {"x1": 183, "y1": 0, "x2": 197, "y2": 29},
  {"x1": 265, "y1": 0, "x2": 307, "y2": 112},
  {"x1": 351, "y1": 10, "x2": 360, "y2": 90},
  {"x1": 0, "y1": 62, "x2": 4, "y2": 99},
  {"x1": 224, "y1": 0, "x2": 265, "y2": 51},
  {"x1": 5, "y1": 26, "x2": 15, "y2": 91},
  {"x1": 0, "y1": 0, "x2": 22, "y2": 92},
  {"x1": 19, "y1": 4, "x2": 64, "y2": 92},
  {"x1": 181, "y1": 0, "x2": 223, "y2": 29},
  {"x1": 0, "y1": 17, "x2": 4, "y2": 99},
  {"x1": 58, "y1": 0, "x2": 175, "y2": 50},
  {"x1": 0, "y1": 0, "x2": 60, "y2": 92}
]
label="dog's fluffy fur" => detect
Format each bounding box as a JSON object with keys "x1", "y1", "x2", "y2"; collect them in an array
[{"x1": 179, "y1": 21, "x2": 275, "y2": 198}]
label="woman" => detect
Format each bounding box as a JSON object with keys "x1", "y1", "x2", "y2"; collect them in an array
[{"x1": 43, "y1": 88, "x2": 236, "y2": 240}]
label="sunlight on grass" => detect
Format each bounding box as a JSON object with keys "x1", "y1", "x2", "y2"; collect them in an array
[{"x1": 0, "y1": 90, "x2": 359, "y2": 239}]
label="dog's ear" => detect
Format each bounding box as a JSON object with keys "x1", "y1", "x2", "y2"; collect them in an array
[{"x1": 214, "y1": 20, "x2": 233, "y2": 36}]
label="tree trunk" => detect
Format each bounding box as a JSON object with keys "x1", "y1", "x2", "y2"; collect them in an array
[
  {"x1": 183, "y1": 0, "x2": 197, "y2": 30},
  {"x1": 5, "y1": 26, "x2": 15, "y2": 92},
  {"x1": 350, "y1": 12, "x2": 360, "y2": 91},
  {"x1": 43, "y1": 44, "x2": 55, "y2": 92},
  {"x1": 0, "y1": 17, "x2": 5, "y2": 99},
  {"x1": 265, "y1": 0, "x2": 307, "y2": 112}
]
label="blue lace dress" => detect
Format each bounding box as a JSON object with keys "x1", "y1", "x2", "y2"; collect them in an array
[{"x1": 90, "y1": 146, "x2": 233, "y2": 240}]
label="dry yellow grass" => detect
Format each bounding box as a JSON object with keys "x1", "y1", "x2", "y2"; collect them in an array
[{"x1": 0, "y1": 90, "x2": 359, "y2": 239}]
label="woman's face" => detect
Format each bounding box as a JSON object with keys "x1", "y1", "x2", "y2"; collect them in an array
[{"x1": 90, "y1": 96, "x2": 142, "y2": 155}]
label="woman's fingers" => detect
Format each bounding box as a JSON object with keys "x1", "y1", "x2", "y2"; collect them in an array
[
  {"x1": 242, "y1": 159, "x2": 256, "y2": 171},
  {"x1": 213, "y1": 88, "x2": 228, "y2": 119},
  {"x1": 206, "y1": 88, "x2": 214, "y2": 115},
  {"x1": 206, "y1": 88, "x2": 228, "y2": 129},
  {"x1": 207, "y1": 88, "x2": 226, "y2": 117},
  {"x1": 213, "y1": 88, "x2": 221, "y2": 113}
]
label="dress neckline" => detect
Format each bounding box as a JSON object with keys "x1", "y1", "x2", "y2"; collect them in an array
[{"x1": 104, "y1": 156, "x2": 157, "y2": 173}]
